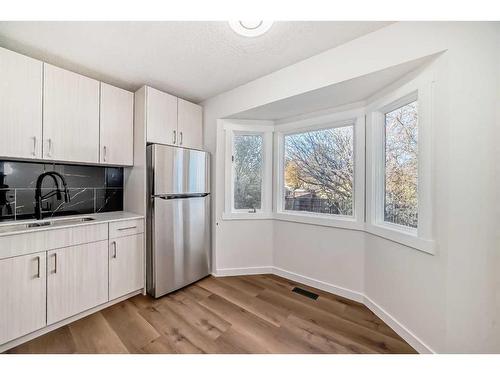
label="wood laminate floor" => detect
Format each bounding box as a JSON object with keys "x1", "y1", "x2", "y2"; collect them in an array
[{"x1": 7, "y1": 274, "x2": 416, "y2": 354}]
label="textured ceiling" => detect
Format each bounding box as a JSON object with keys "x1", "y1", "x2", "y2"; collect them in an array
[{"x1": 0, "y1": 21, "x2": 392, "y2": 102}]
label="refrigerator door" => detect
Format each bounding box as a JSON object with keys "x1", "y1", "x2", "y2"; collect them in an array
[
  {"x1": 149, "y1": 195, "x2": 211, "y2": 297},
  {"x1": 151, "y1": 144, "x2": 209, "y2": 195}
]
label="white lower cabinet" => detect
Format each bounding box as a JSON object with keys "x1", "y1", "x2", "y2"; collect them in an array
[
  {"x1": 0, "y1": 218, "x2": 145, "y2": 349},
  {"x1": 0, "y1": 252, "x2": 46, "y2": 345},
  {"x1": 47, "y1": 241, "x2": 109, "y2": 325},
  {"x1": 109, "y1": 233, "x2": 144, "y2": 300}
]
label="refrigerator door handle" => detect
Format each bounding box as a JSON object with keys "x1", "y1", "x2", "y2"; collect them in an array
[{"x1": 152, "y1": 193, "x2": 209, "y2": 200}]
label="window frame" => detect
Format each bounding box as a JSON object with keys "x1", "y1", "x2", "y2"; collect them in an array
[
  {"x1": 274, "y1": 108, "x2": 365, "y2": 230},
  {"x1": 223, "y1": 120, "x2": 274, "y2": 220},
  {"x1": 366, "y1": 76, "x2": 435, "y2": 254}
]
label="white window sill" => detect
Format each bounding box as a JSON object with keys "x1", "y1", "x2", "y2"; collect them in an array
[
  {"x1": 364, "y1": 223, "x2": 436, "y2": 255},
  {"x1": 274, "y1": 211, "x2": 364, "y2": 230},
  {"x1": 222, "y1": 212, "x2": 274, "y2": 221}
]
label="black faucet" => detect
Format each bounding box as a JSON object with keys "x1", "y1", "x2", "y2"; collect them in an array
[{"x1": 34, "y1": 171, "x2": 71, "y2": 220}]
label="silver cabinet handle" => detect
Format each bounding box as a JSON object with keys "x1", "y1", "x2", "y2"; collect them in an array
[
  {"x1": 34, "y1": 256, "x2": 41, "y2": 279},
  {"x1": 118, "y1": 226, "x2": 137, "y2": 231},
  {"x1": 173, "y1": 130, "x2": 177, "y2": 144},
  {"x1": 32, "y1": 136, "x2": 37, "y2": 156},
  {"x1": 103, "y1": 146, "x2": 107, "y2": 162},
  {"x1": 47, "y1": 138, "x2": 52, "y2": 157},
  {"x1": 52, "y1": 253, "x2": 57, "y2": 274},
  {"x1": 180, "y1": 131, "x2": 183, "y2": 145},
  {"x1": 111, "y1": 241, "x2": 117, "y2": 258}
]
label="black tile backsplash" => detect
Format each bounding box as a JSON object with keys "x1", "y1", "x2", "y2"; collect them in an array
[
  {"x1": 0, "y1": 189, "x2": 15, "y2": 221},
  {"x1": 105, "y1": 168, "x2": 124, "y2": 188},
  {"x1": 95, "y1": 188, "x2": 124, "y2": 213},
  {"x1": 0, "y1": 160, "x2": 123, "y2": 221}
]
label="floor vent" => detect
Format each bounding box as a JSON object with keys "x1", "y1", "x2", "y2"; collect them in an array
[{"x1": 292, "y1": 287, "x2": 319, "y2": 300}]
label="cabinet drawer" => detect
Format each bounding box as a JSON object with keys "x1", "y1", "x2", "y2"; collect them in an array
[
  {"x1": 0, "y1": 223, "x2": 108, "y2": 260},
  {"x1": 109, "y1": 219, "x2": 144, "y2": 239}
]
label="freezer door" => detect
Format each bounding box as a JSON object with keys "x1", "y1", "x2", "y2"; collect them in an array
[
  {"x1": 151, "y1": 144, "x2": 209, "y2": 195},
  {"x1": 149, "y1": 195, "x2": 211, "y2": 297}
]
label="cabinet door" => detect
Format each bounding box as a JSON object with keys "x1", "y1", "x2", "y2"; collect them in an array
[
  {"x1": 100, "y1": 83, "x2": 134, "y2": 166},
  {"x1": 146, "y1": 86, "x2": 178, "y2": 145},
  {"x1": 43, "y1": 64, "x2": 100, "y2": 163},
  {"x1": 47, "y1": 241, "x2": 108, "y2": 325},
  {"x1": 0, "y1": 252, "x2": 46, "y2": 345},
  {"x1": 109, "y1": 233, "x2": 144, "y2": 300},
  {"x1": 177, "y1": 98, "x2": 203, "y2": 150},
  {"x1": 0, "y1": 47, "x2": 43, "y2": 159}
]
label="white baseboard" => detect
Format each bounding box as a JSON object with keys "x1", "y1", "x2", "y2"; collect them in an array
[
  {"x1": 272, "y1": 267, "x2": 364, "y2": 303},
  {"x1": 212, "y1": 266, "x2": 274, "y2": 277},
  {"x1": 363, "y1": 295, "x2": 435, "y2": 354},
  {"x1": 213, "y1": 265, "x2": 434, "y2": 354}
]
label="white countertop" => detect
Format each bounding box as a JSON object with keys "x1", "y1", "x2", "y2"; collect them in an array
[{"x1": 0, "y1": 211, "x2": 144, "y2": 237}]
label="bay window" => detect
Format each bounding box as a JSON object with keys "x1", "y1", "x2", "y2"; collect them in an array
[{"x1": 219, "y1": 71, "x2": 434, "y2": 254}]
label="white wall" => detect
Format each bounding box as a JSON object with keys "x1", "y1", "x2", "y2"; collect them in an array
[
  {"x1": 439, "y1": 24, "x2": 500, "y2": 353},
  {"x1": 273, "y1": 221, "x2": 365, "y2": 298},
  {"x1": 202, "y1": 22, "x2": 500, "y2": 353},
  {"x1": 364, "y1": 234, "x2": 447, "y2": 352},
  {"x1": 214, "y1": 219, "x2": 274, "y2": 275}
]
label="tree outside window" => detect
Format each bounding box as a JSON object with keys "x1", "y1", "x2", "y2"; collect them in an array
[
  {"x1": 284, "y1": 125, "x2": 354, "y2": 216},
  {"x1": 233, "y1": 134, "x2": 263, "y2": 210},
  {"x1": 384, "y1": 101, "x2": 418, "y2": 228}
]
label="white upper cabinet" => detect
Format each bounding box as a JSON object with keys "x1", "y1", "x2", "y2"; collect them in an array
[
  {"x1": 146, "y1": 86, "x2": 178, "y2": 145},
  {"x1": 177, "y1": 98, "x2": 203, "y2": 150},
  {"x1": 0, "y1": 47, "x2": 43, "y2": 159},
  {"x1": 43, "y1": 64, "x2": 100, "y2": 163},
  {"x1": 100, "y1": 83, "x2": 134, "y2": 166},
  {"x1": 143, "y1": 86, "x2": 203, "y2": 149},
  {"x1": 1, "y1": 45, "x2": 206, "y2": 165}
]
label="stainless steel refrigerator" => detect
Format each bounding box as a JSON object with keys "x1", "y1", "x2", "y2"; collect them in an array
[{"x1": 146, "y1": 144, "x2": 211, "y2": 298}]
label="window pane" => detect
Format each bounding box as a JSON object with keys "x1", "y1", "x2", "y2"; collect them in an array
[
  {"x1": 384, "y1": 101, "x2": 418, "y2": 228},
  {"x1": 284, "y1": 125, "x2": 354, "y2": 216},
  {"x1": 233, "y1": 134, "x2": 263, "y2": 210}
]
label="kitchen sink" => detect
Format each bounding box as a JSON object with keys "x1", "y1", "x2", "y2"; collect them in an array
[
  {"x1": 26, "y1": 221, "x2": 52, "y2": 228},
  {"x1": 47, "y1": 217, "x2": 96, "y2": 226},
  {"x1": 0, "y1": 216, "x2": 96, "y2": 234}
]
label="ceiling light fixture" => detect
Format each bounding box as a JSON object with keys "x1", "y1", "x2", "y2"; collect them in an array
[{"x1": 229, "y1": 21, "x2": 273, "y2": 37}]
